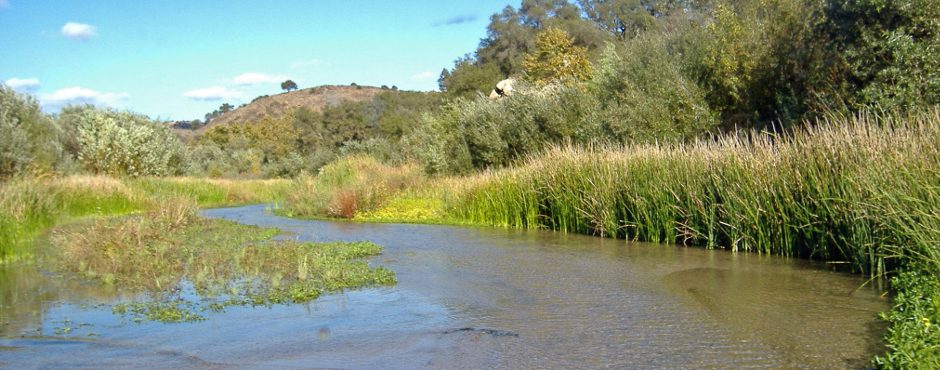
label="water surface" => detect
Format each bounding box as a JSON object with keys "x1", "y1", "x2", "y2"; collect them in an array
[{"x1": 1, "y1": 204, "x2": 891, "y2": 369}]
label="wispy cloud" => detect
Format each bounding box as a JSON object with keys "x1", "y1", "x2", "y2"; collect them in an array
[
  {"x1": 183, "y1": 86, "x2": 243, "y2": 101},
  {"x1": 61, "y1": 22, "x2": 97, "y2": 41},
  {"x1": 5, "y1": 78, "x2": 40, "y2": 93},
  {"x1": 291, "y1": 59, "x2": 321, "y2": 69},
  {"x1": 411, "y1": 71, "x2": 437, "y2": 81},
  {"x1": 40, "y1": 87, "x2": 128, "y2": 110},
  {"x1": 0, "y1": 0, "x2": 11, "y2": 9},
  {"x1": 434, "y1": 15, "x2": 478, "y2": 27},
  {"x1": 232, "y1": 72, "x2": 288, "y2": 86}
]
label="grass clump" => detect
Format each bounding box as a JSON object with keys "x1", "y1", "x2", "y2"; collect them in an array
[
  {"x1": 0, "y1": 173, "x2": 59, "y2": 263},
  {"x1": 48, "y1": 198, "x2": 395, "y2": 323},
  {"x1": 282, "y1": 155, "x2": 426, "y2": 219}
]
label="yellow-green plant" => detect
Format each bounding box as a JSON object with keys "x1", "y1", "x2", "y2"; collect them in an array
[{"x1": 522, "y1": 27, "x2": 593, "y2": 86}]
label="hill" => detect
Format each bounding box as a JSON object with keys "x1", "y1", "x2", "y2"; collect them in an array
[{"x1": 172, "y1": 84, "x2": 387, "y2": 141}]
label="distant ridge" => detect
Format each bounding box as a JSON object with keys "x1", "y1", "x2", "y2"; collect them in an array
[{"x1": 172, "y1": 84, "x2": 387, "y2": 141}]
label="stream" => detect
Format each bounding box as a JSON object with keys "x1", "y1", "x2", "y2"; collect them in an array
[{"x1": 0, "y1": 204, "x2": 891, "y2": 369}]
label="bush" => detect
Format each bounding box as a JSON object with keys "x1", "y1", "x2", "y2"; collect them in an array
[
  {"x1": 589, "y1": 39, "x2": 719, "y2": 142},
  {"x1": 0, "y1": 84, "x2": 67, "y2": 177},
  {"x1": 70, "y1": 106, "x2": 186, "y2": 177}
]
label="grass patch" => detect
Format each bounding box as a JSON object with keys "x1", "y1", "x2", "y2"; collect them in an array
[
  {"x1": 48, "y1": 199, "x2": 395, "y2": 323},
  {"x1": 282, "y1": 155, "x2": 427, "y2": 219},
  {"x1": 1, "y1": 174, "x2": 292, "y2": 264},
  {"x1": 0, "y1": 173, "x2": 59, "y2": 263}
]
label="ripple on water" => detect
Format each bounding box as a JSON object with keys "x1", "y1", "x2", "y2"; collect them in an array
[{"x1": 0, "y1": 204, "x2": 891, "y2": 369}]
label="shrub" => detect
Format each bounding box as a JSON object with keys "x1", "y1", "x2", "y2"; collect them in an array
[
  {"x1": 72, "y1": 106, "x2": 186, "y2": 177},
  {"x1": 0, "y1": 84, "x2": 66, "y2": 177},
  {"x1": 590, "y1": 40, "x2": 719, "y2": 142}
]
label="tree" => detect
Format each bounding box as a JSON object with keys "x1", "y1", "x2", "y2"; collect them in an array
[
  {"x1": 579, "y1": 0, "x2": 655, "y2": 39},
  {"x1": 819, "y1": 0, "x2": 940, "y2": 111},
  {"x1": 74, "y1": 107, "x2": 185, "y2": 177},
  {"x1": 522, "y1": 27, "x2": 593, "y2": 86},
  {"x1": 281, "y1": 80, "x2": 298, "y2": 92},
  {"x1": 438, "y1": 55, "x2": 505, "y2": 99}
]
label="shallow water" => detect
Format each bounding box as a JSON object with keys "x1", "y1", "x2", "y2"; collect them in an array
[{"x1": 1, "y1": 204, "x2": 890, "y2": 369}]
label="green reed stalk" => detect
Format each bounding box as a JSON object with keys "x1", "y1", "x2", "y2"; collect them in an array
[{"x1": 454, "y1": 109, "x2": 940, "y2": 276}]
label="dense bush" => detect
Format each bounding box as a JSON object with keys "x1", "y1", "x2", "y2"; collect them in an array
[
  {"x1": 0, "y1": 84, "x2": 68, "y2": 176},
  {"x1": 590, "y1": 38, "x2": 719, "y2": 142},
  {"x1": 70, "y1": 106, "x2": 185, "y2": 177},
  {"x1": 820, "y1": 0, "x2": 940, "y2": 111},
  {"x1": 408, "y1": 42, "x2": 718, "y2": 175}
]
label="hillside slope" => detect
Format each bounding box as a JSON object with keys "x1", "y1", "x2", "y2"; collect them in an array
[{"x1": 173, "y1": 85, "x2": 386, "y2": 141}]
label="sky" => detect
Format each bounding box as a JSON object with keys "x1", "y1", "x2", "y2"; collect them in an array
[{"x1": 0, "y1": 0, "x2": 514, "y2": 121}]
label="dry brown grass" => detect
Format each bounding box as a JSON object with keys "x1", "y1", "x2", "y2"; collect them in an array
[{"x1": 172, "y1": 85, "x2": 387, "y2": 142}]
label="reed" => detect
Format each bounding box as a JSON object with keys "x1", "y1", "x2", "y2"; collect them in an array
[
  {"x1": 453, "y1": 109, "x2": 940, "y2": 276},
  {"x1": 0, "y1": 173, "x2": 58, "y2": 262}
]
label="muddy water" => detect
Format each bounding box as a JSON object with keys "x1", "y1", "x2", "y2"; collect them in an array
[{"x1": 1, "y1": 204, "x2": 890, "y2": 369}]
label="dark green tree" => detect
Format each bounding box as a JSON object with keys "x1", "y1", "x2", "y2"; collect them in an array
[
  {"x1": 438, "y1": 55, "x2": 505, "y2": 99},
  {"x1": 281, "y1": 80, "x2": 298, "y2": 92},
  {"x1": 819, "y1": 0, "x2": 940, "y2": 111}
]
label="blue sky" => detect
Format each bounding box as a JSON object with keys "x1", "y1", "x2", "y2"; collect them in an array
[{"x1": 1, "y1": 1, "x2": 513, "y2": 121}]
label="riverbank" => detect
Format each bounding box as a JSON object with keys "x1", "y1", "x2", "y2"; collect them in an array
[
  {"x1": 1, "y1": 177, "x2": 396, "y2": 325},
  {"x1": 281, "y1": 109, "x2": 940, "y2": 368},
  {"x1": 2, "y1": 110, "x2": 937, "y2": 367},
  {"x1": 0, "y1": 175, "x2": 292, "y2": 263}
]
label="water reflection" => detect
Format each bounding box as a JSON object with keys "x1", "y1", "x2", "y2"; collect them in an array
[{"x1": 1, "y1": 204, "x2": 890, "y2": 369}]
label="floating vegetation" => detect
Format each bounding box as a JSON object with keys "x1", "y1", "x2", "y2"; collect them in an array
[{"x1": 48, "y1": 199, "x2": 395, "y2": 323}]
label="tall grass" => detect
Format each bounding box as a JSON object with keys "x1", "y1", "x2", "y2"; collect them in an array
[
  {"x1": 0, "y1": 175, "x2": 292, "y2": 263},
  {"x1": 453, "y1": 109, "x2": 940, "y2": 276},
  {"x1": 283, "y1": 155, "x2": 427, "y2": 219},
  {"x1": 0, "y1": 173, "x2": 59, "y2": 262}
]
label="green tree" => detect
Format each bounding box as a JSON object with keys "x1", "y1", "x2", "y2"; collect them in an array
[
  {"x1": 281, "y1": 80, "x2": 298, "y2": 92},
  {"x1": 522, "y1": 27, "x2": 593, "y2": 86},
  {"x1": 820, "y1": 0, "x2": 940, "y2": 111},
  {"x1": 438, "y1": 55, "x2": 505, "y2": 99}
]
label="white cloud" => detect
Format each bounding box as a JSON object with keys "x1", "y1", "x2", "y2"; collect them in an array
[
  {"x1": 61, "y1": 22, "x2": 97, "y2": 41},
  {"x1": 232, "y1": 73, "x2": 288, "y2": 86},
  {"x1": 411, "y1": 71, "x2": 437, "y2": 81},
  {"x1": 183, "y1": 86, "x2": 243, "y2": 101},
  {"x1": 40, "y1": 86, "x2": 129, "y2": 110},
  {"x1": 0, "y1": 0, "x2": 11, "y2": 9},
  {"x1": 290, "y1": 59, "x2": 321, "y2": 69},
  {"x1": 5, "y1": 78, "x2": 40, "y2": 93}
]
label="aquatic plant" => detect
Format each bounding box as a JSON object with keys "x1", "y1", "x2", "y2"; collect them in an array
[
  {"x1": 453, "y1": 109, "x2": 940, "y2": 277},
  {"x1": 49, "y1": 199, "x2": 395, "y2": 323}
]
